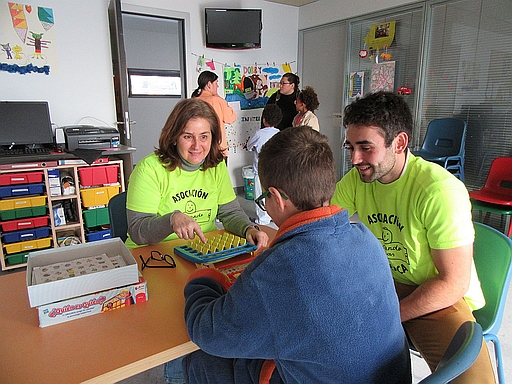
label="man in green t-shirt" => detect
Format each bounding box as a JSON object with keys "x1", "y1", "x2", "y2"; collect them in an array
[{"x1": 332, "y1": 92, "x2": 495, "y2": 383}]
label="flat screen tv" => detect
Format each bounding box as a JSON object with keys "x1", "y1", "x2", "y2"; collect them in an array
[
  {"x1": 0, "y1": 101, "x2": 54, "y2": 147},
  {"x1": 205, "y1": 8, "x2": 262, "y2": 49}
]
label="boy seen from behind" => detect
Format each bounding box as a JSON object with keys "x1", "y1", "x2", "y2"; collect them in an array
[
  {"x1": 181, "y1": 126, "x2": 411, "y2": 384},
  {"x1": 247, "y1": 103, "x2": 282, "y2": 225}
]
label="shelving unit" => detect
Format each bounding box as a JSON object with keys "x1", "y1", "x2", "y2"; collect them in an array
[{"x1": 0, "y1": 159, "x2": 124, "y2": 271}]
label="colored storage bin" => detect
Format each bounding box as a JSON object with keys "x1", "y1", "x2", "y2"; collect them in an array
[
  {"x1": 2, "y1": 226, "x2": 51, "y2": 244},
  {"x1": 0, "y1": 215, "x2": 50, "y2": 232},
  {"x1": 85, "y1": 229, "x2": 112, "y2": 242},
  {"x1": 0, "y1": 205, "x2": 47, "y2": 221},
  {"x1": 80, "y1": 186, "x2": 120, "y2": 208},
  {"x1": 4, "y1": 251, "x2": 30, "y2": 266},
  {"x1": 0, "y1": 171, "x2": 44, "y2": 186},
  {"x1": 4, "y1": 237, "x2": 52, "y2": 254},
  {"x1": 79, "y1": 165, "x2": 119, "y2": 187},
  {"x1": 83, "y1": 207, "x2": 110, "y2": 227},
  {"x1": 0, "y1": 195, "x2": 46, "y2": 211},
  {"x1": 0, "y1": 182, "x2": 45, "y2": 198}
]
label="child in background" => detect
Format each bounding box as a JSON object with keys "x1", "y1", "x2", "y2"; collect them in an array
[
  {"x1": 292, "y1": 86, "x2": 320, "y2": 131},
  {"x1": 181, "y1": 126, "x2": 411, "y2": 384},
  {"x1": 246, "y1": 104, "x2": 282, "y2": 225}
]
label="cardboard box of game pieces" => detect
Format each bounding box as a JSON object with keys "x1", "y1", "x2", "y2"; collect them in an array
[
  {"x1": 36, "y1": 272, "x2": 148, "y2": 327},
  {"x1": 26, "y1": 238, "x2": 139, "y2": 308}
]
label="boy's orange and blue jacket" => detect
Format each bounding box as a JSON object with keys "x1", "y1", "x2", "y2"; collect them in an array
[{"x1": 183, "y1": 206, "x2": 411, "y2": 383}]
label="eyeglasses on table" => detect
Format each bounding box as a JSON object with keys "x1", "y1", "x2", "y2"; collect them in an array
[{"x1": 139, "y1": 250, "x2": 176, "y2": 270}]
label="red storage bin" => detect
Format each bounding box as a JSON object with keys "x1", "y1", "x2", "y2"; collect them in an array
[
  {"x1": 0, "y1": 215, "x2": 50, "y2": 232},
  {"x1": 79, "y1": 165, "x2": 119, "y2": 187},
  {"x1": 0, "y1": 171, "x2": 44, "y2": 186}
]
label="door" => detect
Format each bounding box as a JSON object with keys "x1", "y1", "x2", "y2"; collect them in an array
[
  {"x1": 298, "y1": 22, "x2": 348, "y2": 178},
  {"x1": 108, "y1": 0, "x2": 187, "y2": 164}
]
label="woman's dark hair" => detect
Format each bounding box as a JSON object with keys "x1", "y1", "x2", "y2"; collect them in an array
[
  {"x1": 282, "y1": 72, "x2": 300, "y2": 96},
  {"x1": 155, "y1": 98, "x2": 224, "y2": 171},
  {"x1": 297, "y1": 86, "x2": 320, "y2": 112},
  {"x1": 191, "y1": 71, "x2": 218, "y2": 97}
]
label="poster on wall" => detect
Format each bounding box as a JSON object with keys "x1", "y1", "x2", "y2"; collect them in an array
[
  {"x1": 0, "y1": 2, "x2": 58, "y2": 75},
  {"x1": 226, "y1": 103, "x2": 262, "y2": 154},
  {"x1": 370, "y1": 61, "x2": 395, "y2": 93},
  {"x1": 224, "y1": 64, "x2": 288, "y2": 110},
  {"x1": 349, "y1": 71, "x2": 364, "y2": 98}
]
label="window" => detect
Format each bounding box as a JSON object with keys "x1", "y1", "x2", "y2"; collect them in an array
[{"x1": 420, "y1": 0, "x2": 512, "y2": 191}]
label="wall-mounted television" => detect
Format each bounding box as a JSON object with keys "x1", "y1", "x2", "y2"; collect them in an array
[
  {"x1": 205, "y1": 8, "x2": 262, "y2": 49},
  {"x1": 0, "y1": 101, "x2": 54, "y2": 147}
]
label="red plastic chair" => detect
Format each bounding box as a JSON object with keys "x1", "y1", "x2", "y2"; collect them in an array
[{"x1": 469, "y1": 157, "x2": 512, "y2": 238}]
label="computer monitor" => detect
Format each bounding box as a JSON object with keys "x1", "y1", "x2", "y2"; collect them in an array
[{"x1": 0, "y1": 101, "x2": 54, "y2": 147}]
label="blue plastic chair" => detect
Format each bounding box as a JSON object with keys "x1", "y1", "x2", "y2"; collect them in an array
[
  {"x1": 418, "y1": 321, "x2": 483, "y2": 384},
  {"x1": 412, "y1": 118, "x2": 467, "y2": 181},
  {"x1": 472, "y1": 221, "x2": 512, "y2": 383},
  {"x1": 108, "y1": 191, "x2": 128, "y2": 242}
]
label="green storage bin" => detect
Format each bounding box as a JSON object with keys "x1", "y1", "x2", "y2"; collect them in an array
[
  {"x1": 4, "y1": 251, "x2": 30, "y2": 266},
  {"x1": 0, "y1": 205, "x2": 47, "y2": 221},
  {"x1": 83, "y1": 207, "x2": 110, "y2": 227}
]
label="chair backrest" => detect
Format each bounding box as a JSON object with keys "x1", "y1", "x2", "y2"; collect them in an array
[
  {"x1": 481, "y1": 157, "x2": 512, "y2": 199},
  {"x1": 108, "y1": 191, "x2": 128, "y2": 242},
  {"x1": 418, "y1": 321, "x2": 483, "y2": 384},
  {"x1": 419, "y1": 118, "x2": 467, "y2": 157},
  {"x1": 472, "y1": 221, "x2": 512, "y2": 335}
]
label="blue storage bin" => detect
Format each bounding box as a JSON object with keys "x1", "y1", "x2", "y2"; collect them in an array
[
  {"x1": 2, "y1": 226, "x2": 51, "y2": 244},
  {"x1": 0, "y1": 182, "x2": 45, "y2": 198},
  {"x1": 85, "y1": 229, "x2": 111, "y2": 242}
]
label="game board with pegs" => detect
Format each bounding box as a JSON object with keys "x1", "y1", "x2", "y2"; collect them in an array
[{"x1": 174, "y1": 232, "x2": 258, "y2": 264}]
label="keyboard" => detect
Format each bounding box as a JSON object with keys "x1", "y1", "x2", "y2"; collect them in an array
[{"x1": 0, "y1": 147, "x2": 51, "y2": 156}]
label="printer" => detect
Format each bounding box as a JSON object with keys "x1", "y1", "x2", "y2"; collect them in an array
[{"x1": 62, "y1": 125, "x2": 120, "y2": 151}]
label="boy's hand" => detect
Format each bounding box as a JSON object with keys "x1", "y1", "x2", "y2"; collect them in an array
[
  {"x1": 246, "y1": 226, "x2": 269, "y2": 248},
  {"x1": 172, "y1": 212, "x2": 207, "y2": 243}
]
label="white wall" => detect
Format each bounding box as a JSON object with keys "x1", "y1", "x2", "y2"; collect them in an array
[
  {"x1": 298, "y1": 0, "x2": 421, "y2": 29},
  {"x1": 0, "y1": 0, "x2": 298, "y2": 187}
]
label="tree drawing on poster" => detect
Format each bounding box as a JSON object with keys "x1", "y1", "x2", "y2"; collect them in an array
[
  {"x1": 0, "y1": 2, "x2": 57, "y2": 75},
  {"x1": 224, "y1": 64, "x2": 290, "y2": 110},
  {"x1": 370, "y1": 61, "x2": 395, "y2": 93}
]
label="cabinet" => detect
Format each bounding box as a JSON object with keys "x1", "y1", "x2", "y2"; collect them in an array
[{"x1": 0, "y1": 160, "x2": 125, "y2": 271}]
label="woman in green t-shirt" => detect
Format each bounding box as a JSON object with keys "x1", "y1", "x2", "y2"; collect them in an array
[{"x1": 125, "y1": 98, "x2": 268, "y2": 249}]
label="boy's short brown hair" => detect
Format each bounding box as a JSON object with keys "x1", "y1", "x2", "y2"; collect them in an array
[{"x1": 258, "y1": 126, "x2": 336, "y2": 211}]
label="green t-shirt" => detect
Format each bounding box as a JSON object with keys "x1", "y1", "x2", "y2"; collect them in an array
[
  {"x1": 332, "y1": 153, "x2": 484, "y2": 310},
  {"x1": 125, "y1": 153, "x2": 236, "y2": 247}
]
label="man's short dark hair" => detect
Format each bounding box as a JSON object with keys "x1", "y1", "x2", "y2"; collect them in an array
[
  {"x1": 343, "y1": 91, "x2": 413, "y2": 147},
  {"x1": 259, "y1": 126, "x2": 336, "y2": 210},
  {"x1": 262, "y1": 103, "x2": 283, "y2": 128}
]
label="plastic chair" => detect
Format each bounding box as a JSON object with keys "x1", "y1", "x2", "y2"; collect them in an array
[
  {"x1": 472, "y1": 221, "x2": 512, "y2": 383},
  {"x1": 470, "y1": 157, "x2": 512, "y2": 238},
  {"x1": 108, "y1": 191, "x2": 128, "y2": 242},
  {"x1": 412, "y1": 118, "x2": 467, "y2": 181},
  {"x1": 418, "y1": 321, "x2": 483, "y2": 384}
]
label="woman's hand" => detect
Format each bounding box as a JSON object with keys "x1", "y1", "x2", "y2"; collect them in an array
[
  {"x1": 172, "y1": 212, "x2": 207, "y2": 243},
  {"x1": 246, "y1": 226, "x2": 269, "y2": 248}
]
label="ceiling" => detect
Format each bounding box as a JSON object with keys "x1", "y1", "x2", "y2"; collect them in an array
[{"x1": 264, "y1": 0, "x2": 318, "y2": 6}]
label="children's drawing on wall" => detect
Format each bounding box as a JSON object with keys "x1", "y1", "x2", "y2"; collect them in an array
[
  {"x1": 370, "y1": 61, "x2": 395, "y2": 93},
  {"x1": 0, "y1": 2, "x2": 58, "y2": 75},
  {"x1": 349, "y1": 71, "x2": 364, "y2": 98},
  {"x1": 224, "y1": 63, "x2": 290, "y2": 110},
  {"x1": 225, "y1": 103, "x2": 262, "y2": 153}
]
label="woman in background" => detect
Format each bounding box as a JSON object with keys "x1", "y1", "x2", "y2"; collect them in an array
[
  {"x1": 293, "y1": 86, "x2": 320, "y2": 131},
  {"x1": 266, "y1": 72, "x2": 300, "y2": 130},
  {"x1": 192, "y1": 71, "x2": 236, "y2": 157}
]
